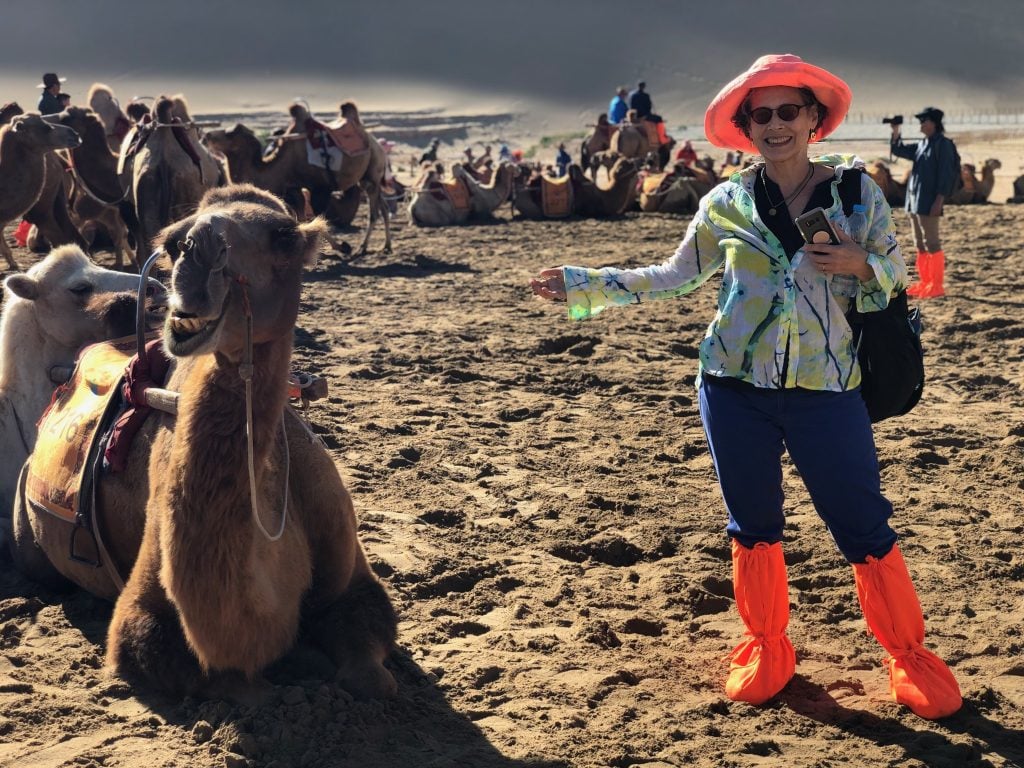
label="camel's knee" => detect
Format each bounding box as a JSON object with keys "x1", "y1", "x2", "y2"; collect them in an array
[{"x1": 107, "y1": 605, "x2": 204, "y2": 697}]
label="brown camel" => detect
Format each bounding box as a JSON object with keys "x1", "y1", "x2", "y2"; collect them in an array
[
  {"x1": 0, "y1": 114, "x2": 82, "y2": 270},
  {"x1": 639, "y1": 165, "x2": 713, "y2": 214},
  {"x1": 54, "y1": 107, "x2": 133, "y2": 268},
  {"x1": 119, "y1": 96, "x2": 227, "y2": 265},
  {"x1": 580, "y1": 116, "x2": 614, "y2": 178},
  {"x1": 11, "y1": 184, "x2": 397, "y2": 700},
  {"x1": 0, "y1": 102, "x2": 23, "y2": 125},
  {"x1": 202, "y1": 123, "x2": 359, "y2": 227},
  {"x1": 1007, "y1": 172, "x2": 1024, "y2": 204},
  {"x1": 949, "y1": 158, "x2": 1001, "y2": 205},
  {"x1": 867, "y1": 161, "x2": 908, "y2": 208},
  {"x1": 571, "y1": 158, "x2": 640, "y2": 217}
]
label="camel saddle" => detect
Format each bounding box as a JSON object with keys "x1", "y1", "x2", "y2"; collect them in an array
[
  {"x1": 641, "y1": 120, "x2": 668, "y2": 147},
  {"x1": 26, "y1": 335, "x2": 140, "y2": 528},
  {"x1": 540, "y1": 175, "x2": 573, "y2": 218},
  {"x1": 304, "y1": 117, "x2": 369, "y2": 172},
  {"x1": 117, "y1": 115, "x2": 205, "y2": 179},
  {"x1": 641, "y1": 172, "x2": 672, "y2": 196},
  {"x1": 441, "y1": 176, "x2": 472, "y2": 212}
]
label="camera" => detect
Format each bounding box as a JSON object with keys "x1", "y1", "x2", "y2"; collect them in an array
[{"x1": 882, "y1": 115, "x2": 904, "y2": 126}]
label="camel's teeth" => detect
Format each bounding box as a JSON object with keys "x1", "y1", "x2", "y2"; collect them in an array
[{"x1": 170, "y1": 317, "x2": 207, "y2": 334}]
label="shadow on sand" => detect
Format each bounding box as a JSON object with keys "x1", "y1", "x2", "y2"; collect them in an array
[
  {"x1": 782, "y1": 673, "x2": 1024, "y2": 768},
  {"x1": 0, "y1": 570, "x2": 563, "y2": 768}
]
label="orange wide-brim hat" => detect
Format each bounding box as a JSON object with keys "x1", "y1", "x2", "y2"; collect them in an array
[{"x1": 704, "y1": 54, "x2": 852, "y2": 154}]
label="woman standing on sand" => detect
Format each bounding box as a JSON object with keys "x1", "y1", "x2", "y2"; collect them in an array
[{"x1": 529, "y1": 54, "x2": 962, "y2": 720}]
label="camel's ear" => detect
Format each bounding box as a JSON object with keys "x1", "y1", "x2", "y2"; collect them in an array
[
  {"x1": 4, "y1": 274, "x2": 38, "y2": 301},
  {"x1": 297, "y1": 218, "x2": 329, "y2": 268}
]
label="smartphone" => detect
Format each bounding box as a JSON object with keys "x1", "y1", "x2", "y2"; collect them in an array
[{"x1": 794, "y1": 207, "x2": 841, "y2": 245}]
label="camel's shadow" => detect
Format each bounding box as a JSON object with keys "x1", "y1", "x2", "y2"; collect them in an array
[
  {"x1": 780, "y1": 673, "x2": 1024, "y2": 768},
  {"x1": 307, "y1": 253, "x2": 478, "y2": 282},
  {"x1": 0, "y1": 571, "x2": 561, "y2": 768}
]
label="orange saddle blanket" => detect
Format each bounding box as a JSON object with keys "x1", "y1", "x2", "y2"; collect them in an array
[
  {"x1": 26, "y1": 336, "x2": 136, "y2": 524},
  {"x1": 641, "y1": 172, "x2": 671, "y2": 196},
  {"x1": 442, "y1": 177, "x2": 472, "y2": 211},
  {"x1": 540, "y1": 175, "x2": 573, "y2": 218}
]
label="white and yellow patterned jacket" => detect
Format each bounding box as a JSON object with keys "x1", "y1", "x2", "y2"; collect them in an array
[{"x1": 562, "y1": 154, "x2": 907, "y2": 392}]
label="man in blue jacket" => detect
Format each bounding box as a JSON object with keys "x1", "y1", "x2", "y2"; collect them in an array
[
  {"x1": 890, "y1": 106, "x2": 959, "y2": 298},
  {"x1": 608, "y1": 87, "x2": 628, "y2": 125}
]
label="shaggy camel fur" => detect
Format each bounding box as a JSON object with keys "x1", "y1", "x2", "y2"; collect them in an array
[
  {"x1": 0, "y1": 102, "x2": 22, "y2": 125},
  {"x1": 55, "y1": 107, "x2": 133, "y2": 268},
  {"x1": 0, "y1": 114, "x2": 81, "y2": 270},
  {"x1": 0, "y1": 246, "x2": 164, "y2": 520},
  {"x1": 87, "y1": 83, "x2": 131, "y2": 153},
  {"x1": 119, "y1": 96, "x2": 227, "y2": 265},
  {"x1": 11, "y1": 185, "x2": 397, "y2": 700}
]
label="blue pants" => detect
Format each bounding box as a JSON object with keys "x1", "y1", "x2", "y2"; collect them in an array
[{"x1": 698, "y1": 378, "x2": 897, "y2": 564}]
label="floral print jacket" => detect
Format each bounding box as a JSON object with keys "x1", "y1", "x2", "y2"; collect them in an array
[{"x1": 562, "y1": 155, "x2": 907, "y2": 392}]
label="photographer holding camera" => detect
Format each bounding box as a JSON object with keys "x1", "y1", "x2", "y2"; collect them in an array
[{"x1": 889, "y1": 107, "x2": 960, "y2": 298}]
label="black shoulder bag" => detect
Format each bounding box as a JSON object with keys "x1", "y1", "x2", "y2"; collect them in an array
[{"x1": 839, "y1": 169, "x2": 925, "y2": 423}]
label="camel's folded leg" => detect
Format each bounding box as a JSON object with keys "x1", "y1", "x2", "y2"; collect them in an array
[{"x1": 304, "y1": 577, "x2": 398, "y2": 699}]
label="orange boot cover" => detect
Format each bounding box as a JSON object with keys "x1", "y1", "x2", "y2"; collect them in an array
[
  {"x1": 725, "y1": 540, "x2": 796, "y2": 705},
  {"x1": 921, "y1": 250, "x2": 945, "y2": 298},
  {"x1": 905, "y1": 251, "x2": 929, "y2": 297},
  {"x1": 852, "y1": 544, "x2": 962, "y2": 719}
]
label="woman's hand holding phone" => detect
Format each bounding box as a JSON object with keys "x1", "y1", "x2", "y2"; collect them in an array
[{"x1": 804, "y1": 226, "x2": 873, "y2": 281}]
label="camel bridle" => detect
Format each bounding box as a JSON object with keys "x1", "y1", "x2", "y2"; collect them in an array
[{"x1": 138, "y1": 249, "x2": 290, "y2": 543}]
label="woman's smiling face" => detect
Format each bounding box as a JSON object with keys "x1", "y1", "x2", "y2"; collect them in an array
[{"x1": 746, "y1": 86, "x2": 819, "y2": 164}]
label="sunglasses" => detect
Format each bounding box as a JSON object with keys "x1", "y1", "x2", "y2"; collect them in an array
[{"x1": 747, "y1": 103, "x2": 812, "y2": 125}]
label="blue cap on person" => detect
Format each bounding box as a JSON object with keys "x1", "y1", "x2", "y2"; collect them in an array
[{"x1": 38, "y1": 73, "x2": 66, "y2": 89}]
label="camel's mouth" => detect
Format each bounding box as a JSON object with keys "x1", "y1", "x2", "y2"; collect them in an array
[{"x1": 165, "y1": 301, "x2": 226, "y2": 357}]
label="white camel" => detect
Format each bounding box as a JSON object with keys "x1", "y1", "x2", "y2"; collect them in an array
[{"x1": 0, "y1": 245, "x2": 165, "y2": 523}]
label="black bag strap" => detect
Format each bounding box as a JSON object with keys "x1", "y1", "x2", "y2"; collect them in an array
[{"x1": 837, "y1": 167, "x2": 863, "y2": 216}]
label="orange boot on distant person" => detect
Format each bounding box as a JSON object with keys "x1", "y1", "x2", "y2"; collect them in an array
[
  {"x1": 726, "y1": 540, "x2": 796, "y2": 705},
  {"x1": 852, "y1": 544, "x2": 962, "y2": 719},
  {"x1": 919, "y1": 250, "x2": 945, "y2": 298},
  {"x1": 905, "y1": 250, "x2": 929, "y2": 297}
]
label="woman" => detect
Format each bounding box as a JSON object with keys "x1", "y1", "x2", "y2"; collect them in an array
[
  {"x1": 890, "y1": 106, "x2": 959, "y2": 298},
  {"x1": 530, "y1": 54, "x2": 961, "y2": 720}
]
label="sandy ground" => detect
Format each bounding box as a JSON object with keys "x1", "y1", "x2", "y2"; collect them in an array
[{"x1": 2, "y1": 143, "x2": 1024, "y2": 768}]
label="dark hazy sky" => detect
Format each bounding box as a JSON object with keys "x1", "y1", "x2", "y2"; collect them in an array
[{"x1": 4, "y1": 0, "x2": 1023, "y2": 116}]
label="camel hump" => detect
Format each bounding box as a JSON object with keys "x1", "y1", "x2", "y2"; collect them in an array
[
  {"x1": 155, "y1": 98, "x2": 176, "y2": 124},
  {"x1": 339, "y1": 101, "x2": 362, "y2": 126}
]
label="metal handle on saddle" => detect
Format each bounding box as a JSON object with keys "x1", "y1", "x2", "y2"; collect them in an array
[{"x1": 137, "y1": 249, "x2": 163, "y2": 359}]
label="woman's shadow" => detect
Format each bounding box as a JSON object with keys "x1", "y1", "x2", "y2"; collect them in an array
[{"x1": 781, "y1": 673, "x2": 1024, "y2": 767}]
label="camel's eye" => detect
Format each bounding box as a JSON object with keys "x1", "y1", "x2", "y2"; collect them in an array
[{"x1": 68, "y1": 283, "x2": 93, "y2": 296}]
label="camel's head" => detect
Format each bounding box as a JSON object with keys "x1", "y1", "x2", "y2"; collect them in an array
[
  {"x1": 3, "y1": 245, "x2": 167, "y2": 350},
  {"x1": 202, "y1": 124, "x2": 258, "y2": 157},
  {"x1": 86, "y1": 83, "x2": 126, "y2": 127},
  {"x1": 0, "y1": 101, "x2": 23, "y2": 126},
  {"x1": 4, "y1": 113, "x2": 80, "y2": 151},
  {"x1": 985, "y1": 158, "x2": 1002, "y2": 170},
  {"x1": 157, "y1": 184, "x2": 326, "y2": 361}
]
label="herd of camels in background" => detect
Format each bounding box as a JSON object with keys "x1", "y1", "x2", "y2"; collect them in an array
[{"x1": 2, "y1": 82, "x2": 1024, "y2": 266}]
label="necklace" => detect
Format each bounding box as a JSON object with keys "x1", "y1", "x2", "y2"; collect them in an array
[{"x1": 762, "y1": 163, "x2": 815, "y2": 216}]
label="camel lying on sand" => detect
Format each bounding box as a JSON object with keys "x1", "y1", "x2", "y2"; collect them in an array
[
  {"x1": 0, "y1": 114, "x2": 82, "y2": 270},
  {"x1": 11, "y1": 184, "x2": 397, "y2": 700},
  {"x1": 513, "y1": 160, "x2": 638, "y2": 219},
  {"x1": 1007, "y1": 173, "x2": 1024, "y2": 204},
  {"x1": 0, "y1": 246, "x2": 165, "y2": 521},
  {"x1": 639, "y1": 165, "x2": 714, "y2": 214},
  {"x1": 867, "y1": 161, "x2": 909, "y2": 208},
  {"x1": 119, "y1": 95, "x2": 227, "y2": 265},
  {"x1": 409, "y1": 162, "x2": 517, "y2": 226},
  {"x1": 948, "y1": 158, "x2": 1001, "y2": 205}
]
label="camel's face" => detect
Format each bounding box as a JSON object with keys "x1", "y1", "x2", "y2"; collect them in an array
[
  {"x1": 4, "y1": 245, "x2": 167, "y2": 350},
  {"x1": 0, "y1": 102, "x2": 23, "y2": 126},
  {"x1": 163, "y1": 198, "x2": 323, "y2": 360},
  {"x1": 7, "y1": 114, "x2": 81, "y2": 151},
  {"x1": 203, "y1": 124, "x2": 255, "y2": 155}
]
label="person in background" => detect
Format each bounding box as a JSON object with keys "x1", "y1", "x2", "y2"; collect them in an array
[
  {"x1": 419, "y1": 137, "x2": 441, "y2": 166},
  {"x1": 499, "y1": 142, "x2": 512, "y2": 163},
  {"x1": 608, "y1": 87, "x2": 629, "y2": 125},
  {"x1": 628, "y1": 80, "x2": 652, "y2": 120},
  {"x1": 37, "y1": 72, "x2": 65, "y2": 114},
  {"x1": 463, "y1": 146, "x2": 476, "y2": 166},
  {"x1": 890, "y1": 106, "x2": 959, "y2": 299},
  {"x1": 675, "y1": 140, "x2": 698, "y2": 167},
  {"x1": 555, "y1": 142, "x2": 572, "y2": 177},
  {"x1": 530, "y1": 53, "x2": 961, "y2": 721},
  {"x1": 58, "y1": 93, "x2": 71, "y2": 110},
  {"x1": 473, "y1": 145, "x2": 492, "y2": 170}
]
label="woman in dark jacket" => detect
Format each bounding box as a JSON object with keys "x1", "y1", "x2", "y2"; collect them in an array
[{"x1": 890, "y1": 107, "x2": 959, "y2": 298}]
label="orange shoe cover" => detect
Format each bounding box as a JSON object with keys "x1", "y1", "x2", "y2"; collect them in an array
[
  {"x1": 905, "y1": 251, "x2": 929, "y2": 297},
  {"x1": 919, "y1": 250, "x2": 945, "y2": 298},
  {"x1": 852, "y1": 544, "x2": 962, "y2": 719},
  {"x1": 13, "y1": 219, "x2": 31, "y2": 248},
  {"x1": 725, "y1": 540, "x2": 796, "y2": 705}
]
